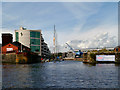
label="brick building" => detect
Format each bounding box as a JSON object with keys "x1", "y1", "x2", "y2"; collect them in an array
[
  {"x1": 2, "y1": 33, "x2": 13, "y2": 46},
  {"x1": 1, "y1": 41, "x2": 30, "y2": 54}
]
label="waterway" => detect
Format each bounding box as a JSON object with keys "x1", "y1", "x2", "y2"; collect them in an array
[{"x1": 2, "y1": 60, "x2": 120, "y2": 88}]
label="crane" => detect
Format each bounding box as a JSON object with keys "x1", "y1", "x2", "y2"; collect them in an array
[
  {"x1": 66, "y1": 43, "x2": 76, "y2": 53},
  {"x1": 66, "y1": 43, "x2": 83, "y2": 58}
]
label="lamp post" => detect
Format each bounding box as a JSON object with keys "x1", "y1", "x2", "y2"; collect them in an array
[{"x1": 21, "y1": 44, "x2": 22, "y2": 52}]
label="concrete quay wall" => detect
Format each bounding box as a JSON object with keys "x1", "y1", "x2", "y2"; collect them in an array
[
  {"x1": 2, "y1": 53, "x2": 41, "y2": 64},
  {"x1": 2, "y1": 53, "x2": 16, "y2": 63},
  {"x1": 85, "y1": 52, "x2": 120, "y2": 64}
]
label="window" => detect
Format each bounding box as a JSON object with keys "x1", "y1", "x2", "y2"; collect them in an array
[
  {"x1": 30, "y1": 31, "x2": 40, "y2": 38},
  {"x1": 16, "y1": 32, "x2": 19, "y2": 41},
  {"x1": 30, "y1": 46, "x2": 40, "y2": 52},
  {"x1": 21, "y1": 32, "x2": 23, "y2": 36},
  {"x1": 35, "y1": 49, "x2": 39, "y2": 52},
  {"x1": 30, "y1": 39, "x2": 40, "y2": 45}
]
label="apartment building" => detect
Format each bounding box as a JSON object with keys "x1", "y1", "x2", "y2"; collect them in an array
[{"x1": 15, "y1": 27, "x2": 51, "y2": 57}]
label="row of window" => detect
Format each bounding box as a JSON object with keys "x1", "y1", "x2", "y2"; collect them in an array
[
  {"x1": 30, "y1": 31, "x2": 40, "y2": 38},
  {"x1": 16, "y1": 31, "x2": 40, "y2": 41},
  {"x1": 30, "y1": 46, "x2": 40, "y2": 52},
  {"x1": 15, "y1": 31, "x2": 41, "y2": 52},
  {"x1": 30, "y1": 39, "x2": 40, "y2": 45},
  {"x1": 16, "y1": 32, "x2": 19, "y2": 42}
]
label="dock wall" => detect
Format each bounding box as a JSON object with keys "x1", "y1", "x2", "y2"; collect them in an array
[
  {"x1": 2, "y1": 53, "x2": 16, "y2": 63},
  {"x1": 2, "y1": 53, "x2": 41, "y2": 64},
  {"x1": 85, "y1": 52, "x2": 120, "y2": 64}
]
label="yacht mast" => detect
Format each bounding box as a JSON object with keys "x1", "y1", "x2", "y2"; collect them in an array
[
  {"x1": 53, "y1": 25, "x2": 59, "y2": 60},
  {"x1": 53, "y1": 25, "x2": 56, "y2": 59}
]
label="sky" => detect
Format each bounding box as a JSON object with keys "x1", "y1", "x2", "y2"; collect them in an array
[{"x1": 1, "y1": 2, "x2": 118, "y2": 52}]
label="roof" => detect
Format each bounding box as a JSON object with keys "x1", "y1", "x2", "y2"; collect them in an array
[
  {"x1": 2, "y1": 41, "x2": 30, "y2": 49},
  {"x1": 12, "y1": 41, "x2": 30, "y2": 49},
  {"x1": 15, "y1": 27, "x2": 41, "y2": 32},
  {"x1": 2, "y1": 33, "x2": 12, "y2": 35},
  {"x1": 15, "y1": 29, "x2": 41, "y2": 32}
]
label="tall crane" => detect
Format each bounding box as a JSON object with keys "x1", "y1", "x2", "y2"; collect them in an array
[
  {"x1": 66, "y1": 43, "x2": 76, "y2": 53},
  {"x1": 66, "y1": 43, "x2": 83, "y2": 57}
]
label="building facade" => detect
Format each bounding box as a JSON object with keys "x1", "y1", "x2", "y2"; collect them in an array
[
  {"x1": 15, "y1": 27, "x2": 41, "y2": 55},
  {"x1": 15, "y1": 27, "x2": 51, "y2": 57},
  {"x1": 2, "y1": 33, "x2": 13, "y2": 46},
  {"x1": 66, "y1": 51, "x2": 74, "y2": 58},
  {"x1": 41, "y1": 36, "x2": 51, "y2": 58}
]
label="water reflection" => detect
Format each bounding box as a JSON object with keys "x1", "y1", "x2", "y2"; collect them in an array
[{"x1": 2, "y1": 60, "x2": 120, "y2": 88}]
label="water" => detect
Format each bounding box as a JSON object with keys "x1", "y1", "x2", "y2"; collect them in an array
[{"x1": 2, "y1": 60, "x2": 120, "y2": 88}]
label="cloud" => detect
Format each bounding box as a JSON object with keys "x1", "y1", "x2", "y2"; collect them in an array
[
  {"x1": 57, "y1": 24, "x2": 118, "y2": 44},
  {"x1": 50, "y1": 32, "x2": 117, "y2": 52},
  {"x1": 65, "y1": 32, "x2": 117, "y2": 50},
  {"x1": 62, "y1": 2, "x2": 103, "y2": 31},
  {"x1": 63, "y1": 3, "x2": 102, "y2": 19},
  {"x1": 48, "y1": 23, "x2": 118, "y2": 52}
]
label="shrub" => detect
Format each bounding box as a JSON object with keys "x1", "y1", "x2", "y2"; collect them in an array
[{"x1": 90, "y1": 53, "x2": 96, "y2": 60}]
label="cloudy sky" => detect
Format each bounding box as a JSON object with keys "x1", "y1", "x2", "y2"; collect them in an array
[{"x1": 1, "y1": 1, "x2": 118, "y2": 52}]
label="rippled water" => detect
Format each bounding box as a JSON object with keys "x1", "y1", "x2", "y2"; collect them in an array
[{"x1": 2, "y1": 60, "x2": 120, "y2": 88}]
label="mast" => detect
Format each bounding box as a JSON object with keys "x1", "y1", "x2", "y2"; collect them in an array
[
  {"x1": 53, "y1": 25, "x2": 58, "y2": 60},
  {"x1": 53, "y1": 25, "x2": 56, "y2": 59}
]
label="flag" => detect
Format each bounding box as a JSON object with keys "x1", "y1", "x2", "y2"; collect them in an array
[
  {"x1": 53, "y1": 37, "x2": 55, "y2": 45},
  {"x1": 53, "y1": 25, "x2": 56, "y2": 46}
]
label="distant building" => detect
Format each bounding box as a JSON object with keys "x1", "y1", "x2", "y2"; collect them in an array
[
  {"x1": 76, "y1": 47, "x2": 114, "y2": 53},
  {"x1": 1, "y1": 41, "x2": 30, "y2": 54},
  {"x1": 66, "y1": 51, "x2": 74, "y2": 58},
  {"x1": 2, "y1": 33, "x2": 13, "y2": 46},
  {"x1": 15, "y1": 27, "x2": 51, "y2": 57},
  {"x1": 62, "y1": 52, "x2": 68, "y2": 58}
]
